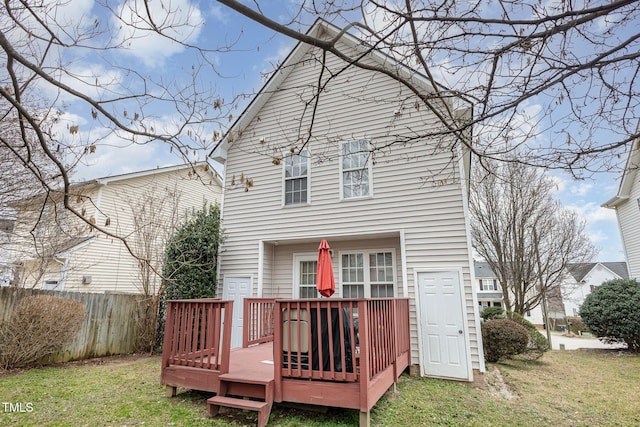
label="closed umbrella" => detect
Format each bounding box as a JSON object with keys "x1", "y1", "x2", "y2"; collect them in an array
[{"x1": 316, "y1": 240, "x2": 335, "y2": 297}]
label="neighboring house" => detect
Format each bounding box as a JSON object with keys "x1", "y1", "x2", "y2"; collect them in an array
[
  {"x1": 210, "y1": 20, "x2": 484, "y2": 381},
  {"x1": 603, "y1": 137, "x2": 640, "y2": 279},
  {"x1": 473, "y1": 261, "x2": 565, "y2": 327},
  {"x1": 474, "y1": 262, "x2": 503, "y2": 310},
  {"x1": 561, "y1": 262, "x2": 629, "y2": 317},
  {"x1": 8, "y1": 163, "x2": 221, "y2": 294}
]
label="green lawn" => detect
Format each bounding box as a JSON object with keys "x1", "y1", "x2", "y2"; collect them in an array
[{"x1": 1, "y1": 350, "x2": 638, "y2": 426}]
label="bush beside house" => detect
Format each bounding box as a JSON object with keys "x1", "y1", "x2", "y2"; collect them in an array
[
  {"x1": 579, "y1": 278, "x2": 640, "y2": 351},
  {"x1": 480, "y1": 307, "x2": 550, "y2": 361},
  {"x1": 481, "y1": 318, "x2": 529, "y2": 362},
  {"x1": 155, "y1": 204, "x2": 223, "y2": 350}
]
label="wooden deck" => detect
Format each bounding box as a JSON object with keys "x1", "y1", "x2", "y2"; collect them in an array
[{"x1": 161, "y1": 297, "x2": 410, "y2": 427}]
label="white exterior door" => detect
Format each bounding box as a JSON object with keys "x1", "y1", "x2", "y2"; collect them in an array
[
  {"x1": 417, "y1": 270, "x2": 470, "y2": 380},
  {"x1": 222, "y1": 276, "x2": 252, "y2": 348}
]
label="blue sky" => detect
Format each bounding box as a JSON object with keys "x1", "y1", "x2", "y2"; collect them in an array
[{"x1": 53, "y1": 1, "x2": 626, "y2": 262}]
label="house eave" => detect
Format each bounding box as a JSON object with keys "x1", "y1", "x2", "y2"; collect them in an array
[
  {"x1": 602, "y1": 195, "x2": 628, "y2": 209},
  {"x1": 208, "y1": 18, "x2": 473, "y2": 162}
]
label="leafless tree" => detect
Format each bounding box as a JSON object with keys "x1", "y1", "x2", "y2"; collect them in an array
[
  {"x1": 0, "y1": 0, "x2": 232, "y2": 270},
  {"x1": 125, "y1": 183, "x2": 181, "y2": 352},
  {"x1": 2, "y1": 1, "x2": 640, "y2": 237},
  {"x1": 218, "y1": 0, "x2": 640, "y2": 176},
  {"x1": 470, "y1": 159, "x2": 597, "y2": 315}
]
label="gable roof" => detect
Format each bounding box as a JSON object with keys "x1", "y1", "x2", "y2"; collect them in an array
[
  {"x1": 475, "y1": 260, "x2": 629, "y2": 282},
  {"x1": 567, "y1": 262, "x2": 629, "y2": 282},
  {"x1": 602, "y1": 127, "x2": 640, "y2": 208},
  {"x1": 474, "y1": 261, "x2": 495, "y2": 278},
  {"x1": 83, "y1": 161, "x2": 222, "y2": 187},
  {"x1": 209, "y1": 19, "x2": 472, "y2": 181}
]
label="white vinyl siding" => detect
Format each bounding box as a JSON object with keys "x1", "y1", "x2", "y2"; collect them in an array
[
  {"x1": 218, "y1": 36, "x2": 480, "y2": 370},
  {"x1": 283, "y1": 150, "x2": 310, "y2": 205},
  {"x1": 340, "y1": 140, "x2": 372, "y2": 199},
  {"x1": 11, "y1": 166, "x2": 221, "y2": 294},
  {"x1": 617, "y1": 171, "x2": 640, "y2": 279}
]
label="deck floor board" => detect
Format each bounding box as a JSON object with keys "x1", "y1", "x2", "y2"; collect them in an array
[{"x1": 225, "y1": 343, "x2": 275, "y2": 383}]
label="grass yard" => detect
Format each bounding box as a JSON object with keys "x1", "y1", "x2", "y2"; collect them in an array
[{"x1": 0, "y1": 349, "x2": 638, "y2": 426}]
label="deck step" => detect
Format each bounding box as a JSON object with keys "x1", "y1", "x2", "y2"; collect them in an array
[
  {"x1": 219, "y1": 376, "x2": 274, "y2": 401},
  {"x1": 207, "y1": 396, "x2": 272, "y2": 427},
  {"x1": 219, "y1": 373, "x2": 273, "y2": 385}
]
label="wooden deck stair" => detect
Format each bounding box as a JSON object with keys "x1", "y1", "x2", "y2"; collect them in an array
[{"x1": 207, "y1": 373, "x2": 274, "y2": 427}]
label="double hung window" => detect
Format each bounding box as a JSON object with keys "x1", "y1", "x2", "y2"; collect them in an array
[
  {"x1": 341, "y1": 251, "x2": 395, "y2": 298},
  {"x1": 341, "y1": 140, "x2": 372, "y2": 199},
  {"x1": 284, "y1": 150, "x2": 309, "y2": 205}
]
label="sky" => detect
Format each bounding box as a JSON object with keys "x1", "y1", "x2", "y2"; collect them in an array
[{"x1": 17, "y1": 1, "x2": 628, "y2": 263}]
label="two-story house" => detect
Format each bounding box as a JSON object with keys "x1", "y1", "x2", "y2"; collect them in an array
[
  {"x1": 474, "y1": 262, "x2": 503, "y2": 310},
  {"x1": 561, "y1": 262, "x2": 629, "y2": 317},
  {"x1": 211, "y1": 20, "x2": 484, "y2": 381},
  {"x1": 8, "y1": 163, "x2": 221, "y2": 294},
  {"x1": 603, "y1": 134, "x2": 640, "y2": 280},
  {"x1": 473, "y1": 261, "x2": 566, "y2": 328}
]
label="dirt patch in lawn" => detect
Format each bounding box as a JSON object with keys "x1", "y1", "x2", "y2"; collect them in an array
[{"x1": 482, "y1": 366, "x2": 518, "y2": 400}]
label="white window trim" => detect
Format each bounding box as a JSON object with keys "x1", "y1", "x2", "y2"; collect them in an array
[
  {"x1": 478, "y1": 278, "x2": 498, "y2": 292},
  {"x1": 339, "y1": 139, "x2": 373, "y2": 201},
  {"x1": 292, "y1": 253, "x2": 320, "y2": 298},
  {"x1": 338, "y1": 249, "x2": 396, "y2": 298},
  {"x1": 281, "y1": 149, "x2": 311, "y2": 207}
]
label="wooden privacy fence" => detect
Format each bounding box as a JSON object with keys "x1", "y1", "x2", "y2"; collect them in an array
[{"x1": 0, "y1": 287, "x2": 144, "y2": 363}]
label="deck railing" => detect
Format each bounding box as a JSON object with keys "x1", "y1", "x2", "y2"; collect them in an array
[
  {"x1": 363, "y1": 298, "x2": 410, "y2": 380},
  {"x1": 161, "y1": 298, "x2": 233, "y2": 372},
  {"x1": 273, "y1": 298, "x2": 410, "y2": 387},
  {"x1": 243, "y1": 298, "x2": 276, "y2": 347}
]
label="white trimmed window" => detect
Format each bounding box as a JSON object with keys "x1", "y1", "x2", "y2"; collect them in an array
[
  {"x1": 340, "y1": 140, "x2": 372, "y2": 199},
  {"x1": 299, "y1": 259, "x2": 319, "y2": 298},
  {"x1": 479, "y1": 279, "x2": 497, "y2": 291},
  {"x1": 341, "y1": 250, "x2": 395, "y2": 298},
  {"x1": 284, "y1": 150, "x2": 309, "y2": 206}
]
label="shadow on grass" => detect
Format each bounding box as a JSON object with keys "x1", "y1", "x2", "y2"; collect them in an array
[{"x1": 171, "y1": 389, "x2": 359, "y2": 426}]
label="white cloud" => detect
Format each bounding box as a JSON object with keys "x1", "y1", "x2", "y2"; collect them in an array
[
  {"x1": 35, "y1": 64, "x2": 124, "y2": 105},
  {"x1": 207, "y1": 4, "x2": 229, "y2": 23},
  {"x1": 114, "y1": 0, "x2": 204, "y2": 67},
  {"x1": 549, "y1": 174, "x2": 568, "y2": 193},
  {"x1": 569, "y1": 182, "x2": 593, "y2": 197},
  {"x1": 72, "y1": 133, "x2": 173, "y2": 181},
  {"x1": 566, "y1": 202, "x2": 616, "y2": 225}
]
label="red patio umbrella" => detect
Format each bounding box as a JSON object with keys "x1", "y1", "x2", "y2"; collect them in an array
[{"x1": 316, "y1": 240, "x2": 335, "y2": 298}]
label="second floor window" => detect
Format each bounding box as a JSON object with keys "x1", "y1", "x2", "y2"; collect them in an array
[
  {"x1": 284, "y1": 150, "x2": 309, "y2": 205},
  {"x1": 341, "y1": 140, "x2": 372, "y2": 199},
  {"x1": 479, "y1": 279, "x2": 498, "y2": 291}
]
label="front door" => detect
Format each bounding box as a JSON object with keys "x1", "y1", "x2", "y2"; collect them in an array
[
  {"x1": 417, "y1": 270, "x2": 470, "y2": 380},
  {"x1": 222, "y1": 276, "x2": 252, "y2": 348}
]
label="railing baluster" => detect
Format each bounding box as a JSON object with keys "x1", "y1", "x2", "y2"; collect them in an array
[{"x1": 160, "y1": 299, "x2": 232, "y2": 373}]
